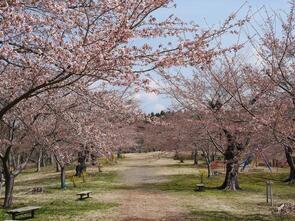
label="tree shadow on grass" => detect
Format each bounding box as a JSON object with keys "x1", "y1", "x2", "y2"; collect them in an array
[{"x1": 189, "y1": 210, "x2": 293, "y2": 221}]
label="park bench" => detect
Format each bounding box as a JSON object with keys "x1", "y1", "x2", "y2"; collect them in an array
[
  {"x1": 77, "y1": 191, "x2": 92, "y2": 200},
  {"x1": 195, "y1": 184, "x2": 205, "y2": 192},
  {"x1": 7, "y1": 206, "x2": 41, "y2": 220}
]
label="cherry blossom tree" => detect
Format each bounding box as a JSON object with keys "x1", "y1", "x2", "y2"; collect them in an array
[
  {"x1": 39, "y1": 88, "x2": 140, "y2": 190},
  {"x1": 195, "y1": 2, "x2": 295, "y2": 183},
  {"x1": 0, "y1": 0, "x2": 190, "y2": 208},
  {"x1": 162, "y1": 66, "x2": 257, "y2": 190},
  {"x1": 0, "y1": 0, "x2": 252, "y2": 207},
  {"x1": 248, "y1": 3, "x2": 295, "y2": 183}
]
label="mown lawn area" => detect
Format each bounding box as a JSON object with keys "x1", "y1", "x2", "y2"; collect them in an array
[{"x1": 0, "y1": 165, "x2": 119, "y2": 220}]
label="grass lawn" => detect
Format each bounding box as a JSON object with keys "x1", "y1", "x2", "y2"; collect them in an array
[
  {"x1": 0, "y1": 153, "x2": 294, "y2": 220},
  {"x1": 0, "y1": 165, "x2": 119, "y2": 221},
  {"x1": 140, "y1": 160, "x2": 295, "y2": 221}
]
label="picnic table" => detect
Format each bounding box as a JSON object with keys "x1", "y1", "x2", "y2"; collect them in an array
[
  {"x1": 7, "y1": 206, "x2": 41, "y2": 220},
  {"x1": 77, "y1": 191, "x2": 92, "y2": 200}
]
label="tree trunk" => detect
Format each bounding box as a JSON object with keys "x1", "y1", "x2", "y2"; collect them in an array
[
  {"x1": 201, "y1": 148, "x2": 212, "y2": 177},
  {"x1": 1, "y1": 146, "x2": 15, "y2": 208},
  {"x1": 41, "y1": 152, "x2": 46, "y2": 167},
  {"x1": 17, "y1": 154, "x2": 20, "y2": 168},
  {"x1": 36, "y1": 151, "x2": 42, "y2": 172},
  {"x1": 193, "y1": 149, "x2": 198, "y2": 166},
  {"x1": 11, "y1": 152, "x2": 16, "y2": 169},
  {"x1": 60, "y1": 166, "x2": 66, "y2": 190},
  {"x1": 204, "y1": 154, "x2": 212, "y2": 178},
  {"x1": 56, "y1": 161, "x2": 60, "y2": 172},
  {"x1": 117, "y1": 148, "x2": 122, "y2": 159},
  {"x1": 219, "y1": 160, "x2": 240, "y2": 191},
  {"x1": 207, "y1": 162, "x2": 212, "y2": 178},
  {"x1": 218, "y1": 129, "x2": 245, "y2": 191},
  {"x1": 50, "y1": 154, "x2": 55, "y2": 165},
  {"x1": 3, "y1": 174, "x2": 14, "y2": 208},
  {"x1": 284, "y1": 146, "x2": 295, "y2": 183},
  {"x1": 174, "y1": 150, "x2": 180, "y2": 160},
  {"x1": 1, "y1": 144, "x2": 33, "y2": 208}
]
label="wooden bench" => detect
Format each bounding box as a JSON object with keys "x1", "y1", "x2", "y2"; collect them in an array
[
  {"x1": 195, "y1": 184, "x2": 205, "y2": 192},
  {"x1": 7, "y1": 206, "x2": 41, "y2": 220},
  {"x1": 77, "y1": 191, "x2": 92, "y2": 200}
]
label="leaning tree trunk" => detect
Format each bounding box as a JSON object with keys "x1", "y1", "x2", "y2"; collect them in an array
[
  {"x1": 60, "y1": 166, "x2": 66, "y2": 190},
  {"x1": 284, "y1": 146, "x2": 295, "y2": 183}
]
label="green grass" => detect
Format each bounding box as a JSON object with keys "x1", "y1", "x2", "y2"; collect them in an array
[
  {"x1": 0, "y1": 155, "x2": 294, "y2": 220},
  {"x1": 137, "y1": 164, "x2": 295, "y2": 221},
  {"x1": 140, "y1": 169, "x2": 295, "y2": 199},
  {"x1": 189, "y1": 210, "x2": 294, "y2": 221},
  {"x1": 0, "y1": 198, "x2": 117, "y2": 221},
  {"x1": 0, "y1": 166, "x2": 119, "y2": 220}
]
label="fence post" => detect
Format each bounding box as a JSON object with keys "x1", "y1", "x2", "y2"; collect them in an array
[{"x1": 266, "y1": 181, "x2": 273, "y2": 206}]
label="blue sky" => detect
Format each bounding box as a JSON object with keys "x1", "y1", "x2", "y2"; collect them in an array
[{"x1": 137, "y1": 0, "x2": 290, "y2": 114}]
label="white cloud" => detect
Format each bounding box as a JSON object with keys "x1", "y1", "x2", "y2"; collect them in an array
[
  {"x1": 154, "y1": 103, "x2": 166, "y2": 113},
  {"x1": 144, "y1": 92, "x2": 159, "y2": 102},
  {"x1": 137, "y1": 93, "x2": 170, "y2": 113}
]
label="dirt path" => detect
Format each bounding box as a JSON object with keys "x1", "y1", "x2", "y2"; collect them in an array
[
  {"x1": 78, "y1": 153, "x2": 284, "y2": 221},
  {"x1": 111, "y1": 153, "x2": 189, "y2": 221}
]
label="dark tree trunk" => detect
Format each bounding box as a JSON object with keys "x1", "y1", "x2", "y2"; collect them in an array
[
  {"x1": 1, "y1": 146, "x2": 14, "y2": 208},
  {"x1": 1, "y1": 146, "x2": 33, "y2": 208},
  {"x1": 56, "y1": 161, "x2": 60, "y2": 172},
  {"x1": 1, "y1": 150, "x2": 15, "y2": 208},
  {"x1": 219, "y1": 160, "x2": 240, "y2": 190},
  {"x1": 60, "y1": 166, "x2": 66, "y2": 190},
  {"x1": 3, "y1": 174, "x2": 14, "y2": 208},
  {"x1": 193, "y1": 149, "x2": 198, "y2": 165},
  {"x1": 219, "y1": 129, "x2": 245, "y2": 191},
  {"x1": 284, "y1": 146, "x2": 295, "y2": 183},
  {"x1": 41, "y1": 152, "x2": 46, "y2": 167},
  {"x1": 117, "y1": 148, "x2": 122, "y2": 159},
  {"x1": 174, "y1": 150, "x2": 180, "y2": 160}
]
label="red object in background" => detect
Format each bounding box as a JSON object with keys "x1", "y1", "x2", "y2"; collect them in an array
[{"x1": 210, "y1": 161, "x2": 223, "y2": 169}]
